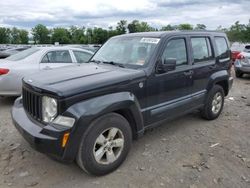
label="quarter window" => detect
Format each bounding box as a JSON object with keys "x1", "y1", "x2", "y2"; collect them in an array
[
  {"x1": 215, "y1": 37, "x2": 229, "y2": 58},
  {"x1": 73, "y1": 51, "x2": 92, "y2": 63},
  {"x1": 162, "y1": 38, "x2": 188, "y2": 66},
  {"x1": 41, "y1": 50, "x2": 72, "y2": 63}
]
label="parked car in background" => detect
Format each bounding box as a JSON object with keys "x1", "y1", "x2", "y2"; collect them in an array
[
  {"x1": 234, "y1": 44, "x2": 250, "y2": 77},
  {"x1": 0, "y1": 46, "x2": 31, "y2": 59},
  {"x1": 0, "y1": 47, "x2": 93, "y2": 96}
]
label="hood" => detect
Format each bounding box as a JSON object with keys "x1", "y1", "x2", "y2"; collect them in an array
[{"x1": 23, "y1": 63, "x2": 146, "y2": 98}]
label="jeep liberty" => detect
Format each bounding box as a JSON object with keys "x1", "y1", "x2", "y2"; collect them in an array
[{"x1": 12, "y1": 31, "x2": 233, "y2": 175}]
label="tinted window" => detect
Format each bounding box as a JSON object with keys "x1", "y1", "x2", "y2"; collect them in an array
[
  {"x1": 73, "y1": 51, "x2": 92, "y2": 63},
  {"x1": 191, "y1": 37, "x2": 213, "y2": 63},
  {"x1": 215, "y1": 37, "x2": 229, "y2": 58},
  {"x1": 6, "y1": 48, "x2": 39, "y2": 61},
  {"x1": 41, "y1": 50, "x2": 72, "y2": 63},
  {"x1": 162, "y1": 38, "x2": 188, "y2": 66}
]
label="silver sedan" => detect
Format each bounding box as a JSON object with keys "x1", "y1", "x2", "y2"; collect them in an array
[{"x1": 0, "y1": 47, "x2": 93, "y2": 96}]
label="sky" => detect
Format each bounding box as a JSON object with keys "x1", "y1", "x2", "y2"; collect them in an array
[{"x1": 0, "y1": 0, "x2": 249, "y2": 30}]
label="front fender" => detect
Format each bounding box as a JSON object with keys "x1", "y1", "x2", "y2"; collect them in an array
[{"x1": 61, "y1": 92, "x2": 144, "y2": 161}]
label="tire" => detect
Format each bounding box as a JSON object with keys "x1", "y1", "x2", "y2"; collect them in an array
[
  {"x1": 235, "y1": 70, "x2": 243, "y2": 78},
  {"x1": 76, "y1": 113, "x2": 132, "y2": 176},
  {"x1": 201, "y1": 85, "x2": 225, "y2": 120}
]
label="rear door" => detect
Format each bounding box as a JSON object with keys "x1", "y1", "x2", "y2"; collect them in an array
[
  {"x1": 189, "y1": 35, "x2": 216, "y2": 107},
  {"x1": 39, "y1": 50, "x2": 74, "y2": 70}
]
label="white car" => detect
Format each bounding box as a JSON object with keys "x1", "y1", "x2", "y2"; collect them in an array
[{"x1": 0, "y1": 47, "x2": 94, "y2": 96}]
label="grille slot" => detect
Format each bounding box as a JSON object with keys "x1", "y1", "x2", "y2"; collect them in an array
[{"x1": 22, "y1": 87, "x2": 42, "y2": 121}]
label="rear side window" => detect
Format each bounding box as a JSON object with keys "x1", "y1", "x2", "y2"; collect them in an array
[
  {"x1": 191, "y1": 37, "x2": 213, "y2": 63},
  {"x1": 41, "y1": 50, "x2": 72, "y2": 63},
  {"x1": 73, "y1": 51, "x2": 92, "y2": 63},
  {"x1": 215, "y1": 37, "x2": 229, "y2": 58},
  {"x1": 162, "y1": 38, "x2": 188, "y2": 66}
]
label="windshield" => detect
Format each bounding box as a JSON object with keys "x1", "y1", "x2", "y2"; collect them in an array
[
  {"x1": 6, "y1": 48, "x2": 39, "y2": 61},
  {"x1": 91, "y1": 36, "x2": 160, "y2": 67}
]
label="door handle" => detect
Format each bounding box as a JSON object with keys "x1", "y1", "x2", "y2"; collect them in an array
[{"x1": 183, "y1": 70, "x2": 193, "y2": 76}]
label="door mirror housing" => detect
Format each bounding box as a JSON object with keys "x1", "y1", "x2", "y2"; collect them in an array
[{"x1": 156, "y1": 58, "x2": 177, "y2": 73}]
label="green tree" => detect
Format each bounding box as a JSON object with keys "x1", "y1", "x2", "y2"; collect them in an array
[
  {"x1": 128, "y1": 20, "x2": 156, "y2": 33},
  {"x1": 195, "y1": 24, "x2": 206, "y2": 30},
  {"x1": 69, "y1": 26, "x2": 86, "y2": 44},
  {"x1": 32, "y1": 24, "x2": 51, "y2": 44},
  {"x1": 116, "y1": 20, "x2": 127, "y2": 34},
  {"x1": 161, "y1": 24, "x2": 175, "y2": 31},
  {"x1": 19, "y1": 29, "x2": 29, "y2": 44},
  {"x1": 0, "y1": 27, "x2": 11, "y2": 44},
  {"x1": 10, "y1": 27, "x2": 21, "y2": 44},
  {"x1": 92, "y1": 27, "x2": 109, "y2": 44},
  {"x1": 178, "y1": 24, "x2": 193, "y2": 30},
  {"x1": 51, "y1": 28, "x2": 71, "y2": 44}
]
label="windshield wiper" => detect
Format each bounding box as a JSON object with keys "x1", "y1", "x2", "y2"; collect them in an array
[{"x1": 102, "y1": 61, "x2": 125, "y2": 68}]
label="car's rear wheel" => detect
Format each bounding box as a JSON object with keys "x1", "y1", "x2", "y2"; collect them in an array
[
  {"x1": 76, "y1": 113, "x2": 132, "y2": 176},
  {"x1": 201, "y1": 85, "x2": 224, "y2": 120}
]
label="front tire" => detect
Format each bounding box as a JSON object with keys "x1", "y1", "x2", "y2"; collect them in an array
[
  {"x1": 76, "y1": 113, "x2": 132, "y2": 176},
  {"x1": 201, "y1": 85, "x2": 225, "y2": 120}
]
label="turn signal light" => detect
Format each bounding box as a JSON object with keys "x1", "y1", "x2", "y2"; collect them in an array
[
  {"x1": 0, "y1": 68, "x2": 9, "y2": 75},
  {"x1": 62, "y1": 133, "x2": 70, "y2": 148}
]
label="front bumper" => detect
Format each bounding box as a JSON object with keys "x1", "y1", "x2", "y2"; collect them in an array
[{"x1": 12, "y1": 98, "x2": 72, "y2": 161}]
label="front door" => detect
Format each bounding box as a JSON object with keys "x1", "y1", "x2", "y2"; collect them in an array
[{"x1": 145, "y1": 37, "x2": 194, "y2": 125}]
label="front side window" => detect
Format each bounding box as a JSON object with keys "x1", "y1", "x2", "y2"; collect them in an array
[
  {"x1": 91, "y1": 36, "x2": 160, "y2": 67},
  {"x1": 73, "y1": 51, "x2": 92, "y2": 63},
  {"x1": 41, "y1": 50, "x2": 72, "y2": 63},
  {"x1": 191, "y1": 37, "x2": 213, "y2": 63},
  {"x1": 162, "y1": 38, "x2": 188, "y2": 66},
  {"x1": 215, "y1": 37, "x2": 229, "y2": 58}
]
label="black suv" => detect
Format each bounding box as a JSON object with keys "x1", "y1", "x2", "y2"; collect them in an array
[{"x1": 12, "y1": 31, "x2": 233, "y2": 175}]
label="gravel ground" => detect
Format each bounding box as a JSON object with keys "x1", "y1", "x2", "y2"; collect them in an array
[{"x1": 0, "y1": 74, "x2": 250, "y2": 188}]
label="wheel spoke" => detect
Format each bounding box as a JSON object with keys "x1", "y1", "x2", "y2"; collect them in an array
[
  {"x1": 108, "y1": 128, "x2": 118, "y2": 140},
  {"x1": 96, "y1": 134, "x2": 106, "y2": 145},
  {"x1": 95, "y1": 146, "x2": 105, "y2": 161},
  {"x1": 113, "y1": 138, "x2": 124, "y2": 147},
  {"x1": 106, "y1": 150, "x2": 116, "y2": 163}
]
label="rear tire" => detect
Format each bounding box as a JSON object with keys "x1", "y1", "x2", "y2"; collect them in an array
[
  {"x1": 76, "y1": 113, "x2": 132, "y2": 176},
  {"x1": 201, "y1": 85, "x2": 224, "y2": 120}
]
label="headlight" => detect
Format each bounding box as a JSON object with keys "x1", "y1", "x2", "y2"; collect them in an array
[{"x1": 42, "y1": 96, "x2": 57, "y2": 122}]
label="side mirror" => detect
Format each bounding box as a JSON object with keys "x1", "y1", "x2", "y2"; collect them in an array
[{"x1": 156, "y1": 58, "x2": 177, "y2": 73}]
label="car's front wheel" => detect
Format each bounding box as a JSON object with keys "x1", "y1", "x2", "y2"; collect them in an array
[{"x1": 76, "y1": 113, "x2": 132, "y2": 176}]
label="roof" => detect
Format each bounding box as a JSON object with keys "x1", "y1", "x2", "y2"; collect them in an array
[
  {"x1": 116, "y1": 30, "x2": 226, "y2": 38},
  {"x1": 35, "y1": 46, "x2": 94, "y2": 54}
]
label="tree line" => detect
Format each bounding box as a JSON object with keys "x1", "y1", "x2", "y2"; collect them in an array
[{"x1": 0, "y1": 20, "x2": 249, "y2": 44}]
